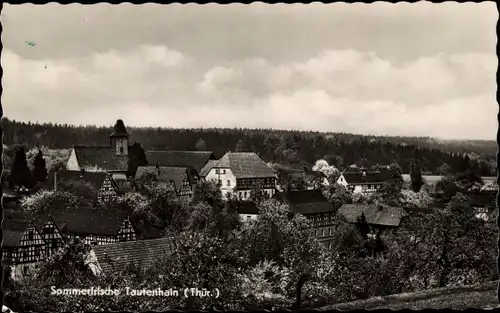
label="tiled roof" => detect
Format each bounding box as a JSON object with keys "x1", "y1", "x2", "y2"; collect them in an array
[
  {"x1": 3, "y1": 209, "x2": 52, "y2": 230},
  {"x1": 213, "y1": 152, "x2": 275, "y2": 179},
  {"x1": 50, "y1": 208, "x2": 130, "y2": 236},
  {"x1": 199, "y1": 160, "x2": 218, "y2": 177},
  {"x1": 135, "y1": 166, "x2": 187, "y2": 192},
  {"x1": 145, "y1": 151, "x2": 216, "y2": 173},
  {"x1": 92, "y1": 238, "x2": 173, "y2": 273},
  {"x1": 73, "y1": 146, "x2": 127, "y2": 171},
  {"x1": 341, "y1": 171, "x2": 388, "y2": 185},
  {"x1": 235, "y1": 201, "x2": 259, "y2": 215},
  {"x1": 48, "y1": 170, "x2": 111, "y2": 191},
  {"x1": 110, "y1": 119, "x2": 129, "y2": 137},
  {"x1": 337, "y1": 204, "x2": 403, "y2": 227},
  {"x1": 273, "y1": 190, "x2": 335, "y2": 215},
  {"x1": 466, "y1": 191, "x2": 497, "y2": 207}
]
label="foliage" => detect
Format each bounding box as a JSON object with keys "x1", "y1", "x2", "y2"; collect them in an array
[
  {"x1": 312, "y1": 159, "x2": 340, "y2": 184},
  {"x1": 249, "y1": 180, "x2": 269, "y2": 204},
  {"x1": 3, "y1": 118, "x2": 496, "y2": 175},
  {"x1": 9, "y1": 146, "x2": 33, "y2": 189},
  {"x1": 378, "y1": 163, "x2": 403, "y2": 205},
  {"x1": 323, "y1": 183, "x2": 352, "y2": 207},
  {"x1": 127, "y1": 142, "x2": 148, "y2": 178},
  {"x1": 32, "y1": 149, "x2": 48, "y2": 183},
  {"x1": 399, "y1": 189, "x2": 433, "y2": 209},
  {"x1": 20, "y1": 189, "x2": 78, "y2": 214},
  {"x1": 410, "y1": 154, "x2": 424, "y2": 192}
]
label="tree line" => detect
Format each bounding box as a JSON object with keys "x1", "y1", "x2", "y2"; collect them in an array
[{"x1": 1, "y1": 118, "x2": 496, "y2": 176}]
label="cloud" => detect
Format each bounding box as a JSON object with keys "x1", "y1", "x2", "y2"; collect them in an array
[{"x1": 1, "y1": 45, "x2": 497, "y2": 140}]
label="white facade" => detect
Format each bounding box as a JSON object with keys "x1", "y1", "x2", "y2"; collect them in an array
[
  {"x1": 238, "y1": 213, "x2": 259, "y2": 222},
  {"x1": 66, "y1": 148, "x2": 80, "y2": 171},
  {"x1": 205, "y1": 167, "x2": 275, "y2": 201}
]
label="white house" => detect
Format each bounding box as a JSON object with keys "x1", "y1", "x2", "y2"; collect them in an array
[
  {"x1": 205, "y1": 152, "x2": 277, "y2": 201},
  {"x1": 337, "y1": 171, "x2": 387, "y2": 194}
]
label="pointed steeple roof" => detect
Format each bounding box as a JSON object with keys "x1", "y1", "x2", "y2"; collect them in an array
[{"x1": 110, "y1": 119, "x2": 129, "y2": 137}]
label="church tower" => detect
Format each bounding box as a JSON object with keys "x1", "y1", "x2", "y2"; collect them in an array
[{"x1": 110, "y1": 119, "x2": 129, "y2": 156}]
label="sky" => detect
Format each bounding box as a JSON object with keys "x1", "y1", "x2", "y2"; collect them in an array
[{"x1": 1, "y1": 3, "x2": 498, "y2": 140}]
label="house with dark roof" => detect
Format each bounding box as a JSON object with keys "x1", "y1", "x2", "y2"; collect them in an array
[
  {"x1": 48, "y1": 170, "x2": 118, "y2": 204},
  {"x1": 135, "y1": 165, "x2": 199, "y2": 199},
  {"x1": 86, "y1": 238, "x2": 173, "y2": 276},
  {"x1": 466, "y1": 191, "x2": 497, "y2": 221},
  {"x1": 2, "y1": 217, "x2": 47, "y2": 280},
  {"x1": 205, "y1": 152, "x2": 277, "y2": 201},
  {"x1": 50, "y1": 208, "x2": 136, "y2": 245},
  {"x1": 337, "y1": 171, "x2": 388, "y2": 194},
  {"x1": 66, "y1": 120, "x2": 131, "y2": 181},
  {"x1": 273, "y1": 190, "x2": 337, "y2": 247},
  {"x1": 337, "y1": 203, "x2": 404, "y2": 236},
  {"x1": 145, "y1": 150, "x2": 216, "y2": 174}
]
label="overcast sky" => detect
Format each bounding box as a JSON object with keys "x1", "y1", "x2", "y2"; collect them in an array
[{"x1": 1, "y1": 3, "x2": 498, "y2": 140}]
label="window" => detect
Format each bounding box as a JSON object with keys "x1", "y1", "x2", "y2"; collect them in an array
[
  {"x1": 247, "y1": 215, "x2": 252, "y2": 220},
  {"x1": 244, "y1": 191, "x2": 248, "y2": 198},
  {"x1": 43, "y1": 226, "x2": 52, "y2": 234},
  {"x1": 227, "y1": 180, "x2": 231, "y2": 186},
  {"x1": 218, "y1": 180, "x2": 222, "y2": 185},
  {"x1": 222, "y1": 169, "x2": 226, "y2": 174},
  {"x1": 215, "y1": 169, "x2": 220, "y2": 174},
  {"x1": 28, "y1": 231, "x2": 34, "y2": 241}
]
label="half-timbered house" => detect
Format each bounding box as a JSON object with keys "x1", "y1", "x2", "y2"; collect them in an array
[
  {"x1": 50, "y1": 208, "x2": 136, "y2": 245},
  {"x1": 66, "y1": 120, "x2": 130, "y2": 181},
  {"x1": 3, "y1": 218, "x2": 46, "y2": 280},
  {"x1": 135, "y1": 165, "x2": 199, "y2": 199},
  {"x1": 337, "y1": 171, "x2": 389, "y2": 194},
  {"x1": 466, "y1": 191, "x2": 497, "y2": 221},
  {"x1": 273, "y1": 190, "x2": 337, "y2": 248},
  {"x1": 48, "y1": 170, "x2": 118, "y2": 204},
  {"x1": 205, "y1": 152, "x2": 277, "y2": 201}
]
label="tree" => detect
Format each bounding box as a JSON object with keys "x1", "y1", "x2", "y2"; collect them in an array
[
  {"x1": 20, "y1": 190, "x2": 78, "y2": 214},
  {"x1": 323, "y1": 183, "x2": 352, "y2": 207},
  {"x1": 9, "y1": 147, "x2": 33, "y2": 190},
  {"x1": 312, "y1": 159, "x2": 340, "y2": 184},
  {"x1": 410, "y1": 151, "x2": 424, "y2": 192},
  {"x1": 56, "y1": 179, "x2": 98, "y2": 209},
  {"x1": 378, "y1": 163, "x2": 403, "y2": 205},
  {"x1": 195, "y1": 138, "x2": 207, "y2": 151},
  {"x1": 127, "y1": 142, "x2": 148, "y2": 178},
  {"x1": 356, "y1": 212, "x2": 370, "y2": 239},
  {"x1": 32, "y1": 149, "x2": 48, "y2": 183}
]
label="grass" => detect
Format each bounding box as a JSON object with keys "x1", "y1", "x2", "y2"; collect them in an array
[{"x1": 317, "y1": 281, "x2": 498, "y2": 310}]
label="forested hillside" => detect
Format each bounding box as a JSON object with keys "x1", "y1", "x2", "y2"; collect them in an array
[{"x1": 1, "y1": 118, "x2": 496, "y2": 175}]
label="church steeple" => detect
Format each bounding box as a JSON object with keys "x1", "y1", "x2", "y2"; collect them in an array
[{"x1": 110, "y1": 119, "x2": 129, "y2": 156}]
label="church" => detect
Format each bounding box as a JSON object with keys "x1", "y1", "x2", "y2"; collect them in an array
[{"x1": 66, "y1": 119, "x2": 130, "y2": 181}]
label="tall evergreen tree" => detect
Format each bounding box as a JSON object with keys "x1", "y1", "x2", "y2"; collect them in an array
[
  {"x1": 410, "y1": 149, "x2": 424, "y2": 192},
  {"x1": 32, "y1": 149, "x2": 48, "y2": 183},
  {"x1": 127, "y1": 142, "x2": 148, "y2": 178},
  {"x1": 9, "y1": 147, "x2": 32, "y2": 190}
]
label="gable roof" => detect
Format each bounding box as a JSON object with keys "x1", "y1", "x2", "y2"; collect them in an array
[
  {"x1": 337, "y1": 204, "x2": 403, "y2": 227},
  {"x1": 73, "y1": 146, "x2": 127, "y2": 171},
  {"x1": 145, "y1": 151, "x2": 216, "y2": 173},
  {"x1": 199, "y1": 160, "x2": 218, "y2": 177},
  {"x1": 273, "y1": 190, "x2": 335, "y2": 215},
  {"x1": 213, "y1": 152, "x2": 275, "y2": 179},
  {"x1": 50, "y1": 208, "x2": 131, "y2": 236},
  {"x1": 110, "y1": 119, "x2": 129, "y2": 137},
  {"x1": 92, "y1": 238, "x2": 173, "y2": 273},
  {"x1": 135, "y1": 166, "x2": 189, "y2": 192},
  {"x1": 341, "y1": 171, "x2": 388, "y2": 185},
  {"x1": 290, "y1": 169, "x2": 327, "y2": 183},
  {"x1": 48, "y1": 170, "x2": 113, "y2": 191}
]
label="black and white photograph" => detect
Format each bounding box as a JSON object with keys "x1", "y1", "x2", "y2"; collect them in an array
[{"x1": 1, "y1": 2, "x2": 498, "y2": 312}]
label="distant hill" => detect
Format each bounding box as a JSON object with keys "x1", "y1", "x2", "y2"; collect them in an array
[{"x1": 1, "y1": 117, "x2": 496, "y2": 176}]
